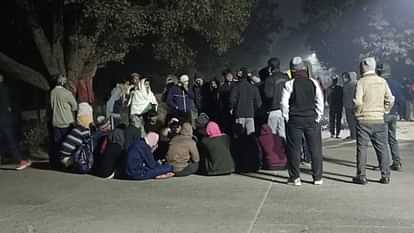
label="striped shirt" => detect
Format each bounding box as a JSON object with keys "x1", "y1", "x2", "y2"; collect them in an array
[{"x1": 59, "y1": 126, "x2": 91, "y2": 157}]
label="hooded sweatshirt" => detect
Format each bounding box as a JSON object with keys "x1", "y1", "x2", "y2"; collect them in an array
[
  {"x1": 129, "y1": 79, "x2": 158, "y2": 115},
  {"x1": 167, "y1": 123, "x2": 200, "y2": 172},
  {"x1": 199, "y1": 122, "x2": 234, "y2": 175}
]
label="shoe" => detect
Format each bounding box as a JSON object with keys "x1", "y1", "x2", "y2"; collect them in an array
[
  {"x1": 16, "y1": 160, "x2": 32, "y2": 170},
  {"x1": 288, "y1": 178, "x2": 302, "y2": 186},
  {"x1": 335, "y1": 135, "x2": 341, "y2": 139},
  {"x1": 379, "y1": 177, "x2": 390, "y2": 184},
  {"x1": 104, "y1": 172, "x2": 115, "y2": 180},
  {"x1": 353, "y1": 176, "x2": 368, "y2": 185},
  {"x1": 314, "y1": 179, "x2": 323, "y2": 185},
  {"x1": 300, "y1": 161, "x2": 311, "y2": 169},
  {"x1": 61, "y1": 157, "x2": 73, "y2": 168},
  {"x1": 390, "y1": 162, "x2": 402, "y2": 171}
]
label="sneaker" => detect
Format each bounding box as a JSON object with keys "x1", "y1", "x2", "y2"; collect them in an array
[
  {"x1": 314, "y1": 179, "x2": 323, "y2": 185},
  {"x1": 390, "y1": 162, "x2": 402, "y2": 171},
  {"x1": 352, "y1": 176, "x2": 368, "y2": 185},
  {"x1": 16, "y1": 160, "x2": 32, "y2": 170},
  {"x1": 379, "y1": 177, "x2": 390, "y2": 184},
  {"x1": 61, "y1": 157, "x2": 73, "y2": 168},
  {"x1": 288, "y1": 178, "x2": 302, "y2": 186},
  {"x1": 104, "y1": 172, "x2": 115, "y2": 180},
  {"x1": 300, "y1": 161, "x2": 311, "y2": 169}
]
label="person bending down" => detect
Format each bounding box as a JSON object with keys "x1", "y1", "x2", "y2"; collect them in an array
[{"x1": 125, "y1": 132, "x2": 174, "y2": 180}]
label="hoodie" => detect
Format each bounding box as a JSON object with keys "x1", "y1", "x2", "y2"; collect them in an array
[{"x1": 167, "y1": 123, "x2": 200, "y2": 172}]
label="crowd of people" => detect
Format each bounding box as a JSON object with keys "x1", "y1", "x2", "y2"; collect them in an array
[{"x1": 0, "y1": 55, "x2": 409, "y2": 185}]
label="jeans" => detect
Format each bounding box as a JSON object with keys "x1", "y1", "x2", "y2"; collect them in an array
[
  {"x1": 267, "y1": 110, "x2": 285, "y2": 139},
  {"x1": 384, "y1": 114, "x2": 400, "y2": 163},
  {"x1": 345, "y1": 108, "x2": 357, "y2": 139},
  {"x1": 0, "y1": 127, "x2": 23, "y2": 162},
  {"x1": 50, "y1": 127, "x2": 72, "y2": 167},
  {"x1": 356, "y1": 122, "x2": 391, "y2": 178},
  {"x1": 286, "y1": 118, "x2": 323, "y2": 180},
  {"x1": 235, "y1": 118, "x2": 255, "y2": 135},
  {"x1": 329, "y1": 109, "x2": 342, "y2": 136}
]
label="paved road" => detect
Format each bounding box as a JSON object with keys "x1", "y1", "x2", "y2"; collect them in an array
[{"x1": 1, "y1": 131, "x2": 413, "y2": 233}]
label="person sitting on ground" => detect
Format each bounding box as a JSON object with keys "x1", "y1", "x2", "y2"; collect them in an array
[
  {"x1": 258, "y1": 124, "x2": 287, "y2": 170},
  {"x1": 194, "y1": 113, "x2": 210, "y2": 140},
  {"x1": 124, "y1": 132, "x2": 174, "y2": 180},
  {"x1": 167, "y1": 122, "x2": 200, "y2": 177},
  {"x1": 59, "y1": 110, "x2": 93, "y2": 168},
  {"x1": 198, "y1": 122, "x2": 235, "y2": 176},
  {"x1": 144, "y1": 109, "x2": 163, "y2": 134}
]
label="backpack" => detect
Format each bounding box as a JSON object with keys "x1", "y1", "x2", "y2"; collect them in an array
[{"x1": 72, "y1": 136, "x2": 94, "y2": 174}]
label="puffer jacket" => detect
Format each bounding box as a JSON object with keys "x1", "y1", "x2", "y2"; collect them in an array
[{"x1": 353, "y1": 72, "x2": 394, "y2": 123}]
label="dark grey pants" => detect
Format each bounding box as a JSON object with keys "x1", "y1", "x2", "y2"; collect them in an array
[
  {"x1": 384, "y1": 114, "x2": 400, "y2": 163},
  {"x1": 356, "y1": 122, "x2": 391, "y2": 178},
  {"x1": 345, "y1": 108, "x2": 357, "y2": 139},
  {"x1": 286, "y1": 119, "x2": 323, "y2": 181}
]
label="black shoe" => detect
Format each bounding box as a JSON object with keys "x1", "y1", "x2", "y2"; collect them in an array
[
  {"x1": 379, "y1": 177, "x2": 390, "y2": 184},
  {"x1": 353, "y1": 176, "x2": 368, "y2": 185},
  {"x1": 390, "y1": 162, "x2": 402, "y2": 171}
]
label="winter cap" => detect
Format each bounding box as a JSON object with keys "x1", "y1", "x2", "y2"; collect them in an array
[
  {"x1": 250, "y1": 75, "x2": 261, "y2": 84},
  {"x1": 206, "y1": 121, "x2": 224, "y2": 138},
  {"x1": 360, "y1": 57, "x2": 376, "y2": 74},
  {"x1": 179, "y1": 74, "x2": 190, "y2": 83},
  {"x1": 144, "y1": 132, "x2": 159, "y2": 148},
  {"x1": 96, "y1": 115, "x2": 111, "y2": 131},
  {"x1": 195, "y1": 113, "x2": 210, "y2": 129},
  {"x1": 290, "y1": 57, "x2": 306, "y2": 72}
]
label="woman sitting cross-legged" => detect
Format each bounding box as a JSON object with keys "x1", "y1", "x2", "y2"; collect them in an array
[
  {"x1": 124, "y1": 132, "x2": 174, "y2": 180},
  {"x1": 198, "y1": 121, "x2": 235, "y2": 176},
  {"x1": 167, "y1": 122, "x2": 200, "y2": 177}
]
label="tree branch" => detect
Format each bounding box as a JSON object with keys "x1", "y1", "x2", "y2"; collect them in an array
[{"x1": 0, "y1": 51, "x2": 50, "y2": 91}]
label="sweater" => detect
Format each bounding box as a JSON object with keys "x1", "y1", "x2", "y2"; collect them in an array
[
  {"x1": 59, "y1": 125, "x2": 90, "y2": 157},
  {"x1": 50, "y1": 86, "x2": 78, "y2": 128},
  {"x1": 353, "y1": 72, "x2": 394, "y2": 123}
]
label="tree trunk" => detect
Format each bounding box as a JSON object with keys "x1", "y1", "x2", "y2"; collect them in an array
[{"x1": 0, "y1": 51, "x2": 50, "y2": 90}]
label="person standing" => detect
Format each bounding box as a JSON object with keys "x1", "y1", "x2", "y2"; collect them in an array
[
  {"x1": 353, "y1": 57, "x2": 394, "y2": 185},
  {"x1": 166, "y1": 74, "x2": 195, "y2": 123},
  {"x1": 377, "y1": 63, "x2": 402, "y2": 171},
  {"x1": 50, "y1": 74, "x2": 78, "y2": 169},
  {"x1": 230, "y1": 69, "x2": 262, "y2": 136},
  {"x1": 219, "y1": 70, "x2": 234, "y2": 134},
  {"x1": 328, "y1": 75, "x2": 344, "y2": 138},
  {"x1": 263, "y1": 58, "x2": 289, "y2": 139},
  {"x1": 281, "y1": 57, "x2": 324, "y2": 186},
  {"x1": 0, "y1": 73, "x2": 32, "y2": 170},
  {"x1": 259, "y1": 57, "x2": 280, "y2": 82},
  {"x1": 342, "y1": 72, "x2": 358, "y2": 140}
]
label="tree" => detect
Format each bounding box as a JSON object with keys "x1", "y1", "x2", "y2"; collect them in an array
[{"x1": 0, "y1": 0, "x2": 254, "y2": 94}]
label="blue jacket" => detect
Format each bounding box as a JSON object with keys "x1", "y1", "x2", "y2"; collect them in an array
[
  {"x1": 166, "y1": 85, "x2": 194, "y2": 113},
  {"x1": 125, "y1": 139, "x2": 159, "y2": 180}
]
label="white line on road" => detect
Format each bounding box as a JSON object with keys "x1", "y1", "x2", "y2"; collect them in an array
[{"x1": 246, "y1": 181, "x2": 273, "y2": 233}]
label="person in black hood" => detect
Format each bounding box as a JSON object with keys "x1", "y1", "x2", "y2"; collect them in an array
[{"x1": 230, "y1": 68, "x2": 262, "y2": 136}]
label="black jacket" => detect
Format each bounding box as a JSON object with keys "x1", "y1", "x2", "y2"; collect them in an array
[
  {"x1": 264, "y1": 72, "x2": 289, "y2": 111},
  {"x1": 230, "y1": 79, "x2": 262, "y2": 118}
]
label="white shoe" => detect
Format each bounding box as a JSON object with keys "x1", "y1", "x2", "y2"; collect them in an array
[
  {"x1": 104, "y1": 172, "x2": 115, "y2": 180},
  {"x1": 314, "y1": 179, "x2": 323, "y2": 185},
  {"x1": 61, "y1": 157, "x2": 73, "y2": 168},
  {"x1": 288, "y1": 178, "x2": 302, "y2": 186},
  {"x1": 16, "y1": 160, "x2": 32, "y2": 170}
]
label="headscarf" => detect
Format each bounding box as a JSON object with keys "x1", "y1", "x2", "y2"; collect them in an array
[
  {"x1": 144, "y1": 132, "x2": 159, "y2": 148},
  {"x1": 206, "y1": 121, "x2": 224, "y2": 138},
  {"x1": 77, "y1": 102, "x2": 93, "y2": 128}
]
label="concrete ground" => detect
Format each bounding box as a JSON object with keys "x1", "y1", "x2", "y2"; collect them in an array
[{"x1": 1, "y1": 123, "x2": 413, "y2": 233}]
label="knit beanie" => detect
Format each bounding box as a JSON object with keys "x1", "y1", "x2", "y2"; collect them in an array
[
  {"x1": 179, "y1": 74, "x2": 190, "y2": 83},
  {"x1": 206, "y1": 121, "x2": 224, "y2": 138},
  {"x1": 290, "y1": 57, "x2": 306, "y2": 72},
  {"x1": 360, "y1": 57, "x2": 376, "y2": 74},
  {"x1": 144, "y1": 132, "x2": 159, "y2": 148}
]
